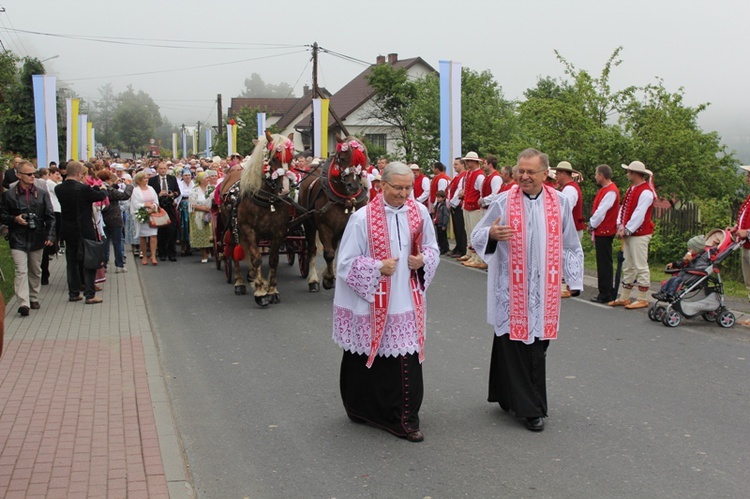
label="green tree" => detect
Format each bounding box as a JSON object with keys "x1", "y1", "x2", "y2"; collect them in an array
[
  {"x1": 240, "y1": 73, "x2": 295, "y2": 98},
  {"x1": 0, "y1": 57, "x2": 44, "y2": 158},
  {"x1": 213, "y1": 107, "x2": 279, "y2": 158},
  {"x1": 93, "y1": 83, "x2": 117, "y2": 146},
  {"x1": 110, "y1": 85, "x2": 162, "y2": 157}
]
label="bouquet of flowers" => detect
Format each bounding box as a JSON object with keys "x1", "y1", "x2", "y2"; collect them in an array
[
  {"x1": 205, "y1": 184, "x2": 215, "y2": 199},
  {"x1": 134, "y1": 206, "x2": 152, "y2": 224}
]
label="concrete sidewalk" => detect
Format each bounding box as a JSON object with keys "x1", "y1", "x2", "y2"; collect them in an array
[{"x1": 0, "y1": 254, "x2": 192, "y2": 498}]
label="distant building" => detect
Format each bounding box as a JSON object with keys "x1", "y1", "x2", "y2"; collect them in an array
[{"x1": 228, "y1": 53, "x2": 436, "y2": 158}]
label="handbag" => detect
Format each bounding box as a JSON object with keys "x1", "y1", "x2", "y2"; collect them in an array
[
  {"x1": 149, "y1": 207, "x2": 171, "y2": 228},
  {"x1": 82, "y1": 238, "x2": 107, "y2": 270}
]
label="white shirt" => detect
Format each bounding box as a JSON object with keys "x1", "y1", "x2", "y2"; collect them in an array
[
  {"x1": 589, "y1": 189, "x2": 617, "y2": 229},
  {"x1": 620, "y1": 185, "x2": 655, "y2": 234}
]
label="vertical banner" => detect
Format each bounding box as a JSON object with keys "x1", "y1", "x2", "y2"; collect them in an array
[
  {"x1": 66, "y1": 98, "x2": 73, "y2": 161},
  {"x1": 181, "y1": 128, "x2": 187, "y2": 159},
  {"x1": 78, "y1": 114, "x2": 88, "y2": 161},
  {"x1": 231, "y1": 120, "x2": 237, "y2": 155},
  {"x1": 312, "y1": 98, "x2": 322, "y2": 157},
  {"x1": 91, "y1": 129, "x2": 96, "y2": 159},
  {"x1": 32, "y1": 75, "x2": 47, "y2": 169},
  {"x1": 71, "y1": 99, "x2": 80, "y2": 161},
  {"x1": 87, "y1": 122, "x2": 93, "y2": 159},
  {"x1": 320, "y1": 99, "x2": 329, "y2": 158},
  {"x1": 172, "y1": 133, "x2": 178, "y2": 159},
  {"x1": 192, "y1": 128, "x2": 198, "y2": 157},
  {"x1": 439, "y1": 60, "x2": 462, "y2": 176},
  {"x1": 257, "y1": 112, "x2": 266, "y2": 139},
  {"x1": 227, "y1": 123, "x2": 234, "y2": 156},
  {"x1": 205, "y1": 129, "x2": 212, "y2": 158}
]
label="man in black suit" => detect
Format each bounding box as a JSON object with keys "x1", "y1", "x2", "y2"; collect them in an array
[
  {"x1": 2, "y1": 156, "x2": 23, "y2": 190},
  {"x1": 55, "y1": 161, "x2": 108, "y2": 304},
  {"x1": 148, "y1": 161, "x2": 179, "y2": 261}
]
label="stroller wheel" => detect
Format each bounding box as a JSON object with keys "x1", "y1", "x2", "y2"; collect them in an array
[
  {"x1": 662, "y1": 309, "x2": 681, "y2": 327},
  {"x1": 649, "y1": 305, "x2": 666, "y2": 322},
  {"x1": 702, "y1": 310, "x2": 719, "y2": 322},
  {"x1": 716, "y1": 310, "x2": 735, "y2": 328}
]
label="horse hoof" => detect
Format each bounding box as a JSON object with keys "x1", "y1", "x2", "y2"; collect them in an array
[
  {"x1": 255, "y1": 295, "x2": 270, "y2": 307},
  {"x1": 322, "y1": 279, "x2": 335, "y2": 290},
  {"x1": 234, "y1": 285, "x2": 246, "y2": 295},
  {"x1": 269, "y1": 293, "x2": 280, "y2": 304},
  {"x1": 309, "y1": 282, "x2": 320, "y2": 293}
]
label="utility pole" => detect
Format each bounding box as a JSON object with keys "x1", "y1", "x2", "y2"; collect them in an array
[
  {"x1": 216, "y1": 94, "x2": 223, "y2": 136},
  {"x1": 196, "y1": 121, "x2": 201, "y2": 156},
  {"x1": 310, "y1": 41, "x2": 349, "y2": 141}
]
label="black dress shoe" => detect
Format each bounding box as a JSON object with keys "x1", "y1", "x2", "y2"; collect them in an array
[
  {"x1": 525, "y1": 417, "x2": 544, "y2": 432},
  {"x1": 405, "y1": 430, "x2": 424, "y2": 442},
  {"x1": 18, "y1": 306, "x2": 30, "y2": 317},
  {"x1": 590, "y1": 296, "x2": 609, "y2": 303},
  {"x1": 168, "y1": 256, "x2": 177, "y2": 262},
  {"x1": 160, "y1": 256, "x2": 167, "y2": 262},
  {"x1": 30, "y1": 301, "x2": 40, "y2": 310},
  {"x1": 69, "y1": 295, "x2": 83, "y2": 302}
]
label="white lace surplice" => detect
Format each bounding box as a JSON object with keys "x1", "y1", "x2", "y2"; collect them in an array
[
  {"x1": 472, "y1": 190, "x2": 584, "y2": 345},
  {"x1": 332, "y1": 202, "x2": 439, "y2": 358}
]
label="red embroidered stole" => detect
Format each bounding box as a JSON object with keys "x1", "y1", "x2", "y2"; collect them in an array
[
  {"x1": 366, "y1": 195, "x2": 425, "y2": 367},
  {"x1": 507, "y1": 184, "x2": 562, "y2": 341}
]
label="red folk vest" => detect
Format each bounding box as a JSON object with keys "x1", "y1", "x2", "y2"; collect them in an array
[
  {"x1": 463, "y1": 168, "x2": 483, "y2": 211},
  {"x1": 591, "y1": 182, "x2": 620, "y2": 237},
  {"x1": 413, "y1": 173, "x2": 427, "y2": 203},
  {"x1": 448, "y1": 171, "x2": 466, "y2": 207},
  {"x1": 736, "y1": 195, "x2": 750, "y2": 248},
  {"x1": 481, "y1": 170, "x2": 501, "y2": 198},
  {"x1": 499, "y1": 180, "x2": 516, "y2": 193},
  {"x1": 430, "y1": 172, "x2": 451, "y2": 204},
  {"x1": 620, "y1": 182, "x2": 654, "y2": 236},
  {"x1": 562, "y1": 180, "x2": 585, "y2": 231}
]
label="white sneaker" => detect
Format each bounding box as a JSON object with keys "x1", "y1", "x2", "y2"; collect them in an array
[{"x1": 121, "y1": 266, "x2": 127, "y2": 273}]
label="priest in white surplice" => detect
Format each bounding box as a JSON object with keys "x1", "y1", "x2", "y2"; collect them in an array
[
  {"x1": 333, "y1": 161, "x2": 439, "y2": 443},
  {"x1": 472, "y1": 148, "x2": 583, "y2": 432}
]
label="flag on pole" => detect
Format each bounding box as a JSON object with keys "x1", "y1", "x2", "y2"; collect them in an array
[
  {"x1": 66, "y1": 99, "x2": 73, "y2": 161},
  {"x1": 87, "y1": 122, "x2": 93, "y2": 160},
  {"x1": 205, "y1": 129, "x2": 212, "y2": 158},
  {"x1": 78, "y1": 115, "x2": 88, "y2": 161},
  {"x1": 257, "y1": 112, "x2": 266, "y2": 139},
  {"x1": 172, "y1": 133, "x2": 178, "y2": 159},
  {"x1": 32, "y1": 75, "x2": 59, "y2": 168},
  {"x1": 439, "y1": 60, "x2": 462, "y2": 176},
  {"x1": 70, "y1": 99, "x2": 80, "y2": 161},
  {"x1": 232, "y1": 120, "x2": 237, "y2": 154},
  {"x1": 312, "y1": 99, "x2": 331, "y2": 157},
  {"x1": 192, "y1": 128, "x2": 198, "y2": 157}
]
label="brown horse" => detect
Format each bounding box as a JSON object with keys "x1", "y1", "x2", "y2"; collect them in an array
[
  {"x1": 236, "y1": 131, "x2": 295, "y2": 306},
  {"x1": 217, "y1": 167, "x2": 250, "y2": 295},
  {"x1": 297, "y1": 135, "x2": 369, "y2": 292}
]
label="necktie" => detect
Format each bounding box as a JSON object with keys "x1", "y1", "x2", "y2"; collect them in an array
[{"x1": 161, "y1": 176, "x2": 167, "y2": 192}]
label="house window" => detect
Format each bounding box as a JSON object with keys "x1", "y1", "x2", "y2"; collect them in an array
[{"x1": 365, "y1": 134, "x2": 387, "y2": 150}]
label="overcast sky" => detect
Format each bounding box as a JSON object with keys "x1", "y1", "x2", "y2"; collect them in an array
[{"x1": 2, "y1": 0, "x2": 749, "y2": 155}]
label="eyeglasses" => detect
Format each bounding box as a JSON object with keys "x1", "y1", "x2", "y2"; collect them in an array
[
  {"x1": 384, "y1": 181, "x2": 413, "y2": 193},
  {"x1": 517, "y1": 169, "x2": 545, "y2": 177}
]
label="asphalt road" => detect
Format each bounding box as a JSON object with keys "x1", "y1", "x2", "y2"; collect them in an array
[{"x1": 140, "y1": 253, "x2": 750, "y2": 499}]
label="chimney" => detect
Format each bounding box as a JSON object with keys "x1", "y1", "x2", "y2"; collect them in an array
[
  {"x1": 387, "y1": 53, "x2": 398, "y2": 64},
  {"x1": 303, "y1": 84, "x2": 310, "y2": 95},
  {"x1": 376, "y1": 55, "x2": 386, "y2": 65}
]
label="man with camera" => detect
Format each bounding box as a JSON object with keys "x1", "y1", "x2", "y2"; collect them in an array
[{"x1": 0, "y1": 161, "x2": 56, "y2": 316}]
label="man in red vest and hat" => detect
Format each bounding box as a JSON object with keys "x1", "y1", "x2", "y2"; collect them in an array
[
  {"x1": 588, "y1": 165, "x2": 620, "y2": 303},
  {"x1": 609, "y1": 161, "x2": 655, "y2": 310},
  {"x1": 410, "y1": 163, "x2": 430, "y2": 207},
  {"x1": 460, "y1": 152, "x2": 486, "y2": 268},
  {"x1": 552, "y1": 161, "x2": 585, "y2": 298}
]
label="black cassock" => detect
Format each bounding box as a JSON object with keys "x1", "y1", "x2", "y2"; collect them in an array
[
  {"x1": 340, "y1": 351, "x2": 423, "y2": 437},
  {"x1": 488, "y1": 334, "x2": 549, "y2": 419}
]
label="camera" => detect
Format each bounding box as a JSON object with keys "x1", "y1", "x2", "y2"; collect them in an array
[{"x1": 23, "y1": 213, "x2": 37, "y2": 230}]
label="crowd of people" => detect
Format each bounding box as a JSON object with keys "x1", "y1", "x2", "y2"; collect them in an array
[{"x1": 4, "y1": 145, "x2": 750, "y2": 444}]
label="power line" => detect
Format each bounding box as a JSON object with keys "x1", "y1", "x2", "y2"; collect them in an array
[{"x1": 63, "y1": 49, "x2": 308, "y2": 82}]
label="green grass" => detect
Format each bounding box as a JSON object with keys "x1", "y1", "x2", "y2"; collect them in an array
[{"x1": 0, "y1": 237, "x2": 14, "y2": 304}]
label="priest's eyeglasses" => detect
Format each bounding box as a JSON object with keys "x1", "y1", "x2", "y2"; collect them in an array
[
  {"x1": 517, "y1": 169, "x2": 545, "y2": 177},
  {"x1": 385, "y1": 181, "x2": 413, "y2": 193}
]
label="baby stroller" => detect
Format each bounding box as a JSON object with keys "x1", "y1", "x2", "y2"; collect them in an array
[{"x1": 648, "y1": 229, "x2": 742, "y2": 328}]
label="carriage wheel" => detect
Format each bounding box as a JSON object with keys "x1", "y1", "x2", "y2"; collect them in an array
[
  {"x1": 702, "y1": 310, "x2": 718, "y2": 322},
  {"x1": 224, "y1": 251, "x2": 233, "y2": 284},
  {"x1": 298, "y1": 243, "x2": 309, "y2": 278},
  {"x1": 716, "y1": 310, "x2": 735, "y2": 328},
  {"x1": 662, "y1": 309, "x2": 681, "y2": 327}
]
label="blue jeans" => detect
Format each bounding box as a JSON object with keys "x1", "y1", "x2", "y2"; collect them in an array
[{"x1": 104, "y1": 225, "x2": 125, "y2": 268}]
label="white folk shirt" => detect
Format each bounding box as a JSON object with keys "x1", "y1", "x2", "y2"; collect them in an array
[
  {"x1": 332, "y1": 201, "x2": 440, "y2": 358},
  {"x1": 589, "y1": 189, "x2": 617, "y2": 229},
  {"x1": 621, "y1": 186, "x2": 654, "y2": 234},
  {"x1": 471, "y1": 191, "x2": 584, "y2": 345}
]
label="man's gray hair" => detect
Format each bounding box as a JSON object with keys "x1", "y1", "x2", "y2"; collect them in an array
[
  {"x1": 596, "y1": 164, "x2": 613, "y2": 180},
  {"x1": 382, "y1": 161, "x2": 413, "y2": 183},
  {"x1": 516, "y1": 148, "x2": 549, "y2": 169}
]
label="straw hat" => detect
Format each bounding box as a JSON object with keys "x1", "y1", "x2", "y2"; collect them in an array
[
  {"x1": 462, "y1": 151, "x2": 481, "y2": 162},
  {"x1": 551, "y1": 161, "x2": 580, "y2": 176},
  {"x1": 622, "y1": 160, "x2": 653, "y2": 176},
  {"x1": 740, "y1": 165, "x2": 750, "y2": 173}
]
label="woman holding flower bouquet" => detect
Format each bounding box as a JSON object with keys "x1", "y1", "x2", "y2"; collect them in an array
[
  {"x1": 130, "y1": 172, "x2": 160, "y2": 266},
  {"x1": 189, "y1": 172, "x2": 214, "y2": 263}
]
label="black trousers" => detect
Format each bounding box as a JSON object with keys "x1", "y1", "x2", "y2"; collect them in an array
[
  {"x1": 63, "y1": 235, "x2": 96, "y2": 299},
  {"x1": 157, "y1": 205, "x2": 178, "y2": 258},
  {"x1": 435, "y1": 224, "x2": 450, "y2": 254},
  {"x1": 488, "y1": 334, "x2": 549, "y2": 418},
  {"x1": 595, "y1": 235, "x2": 615, "y2": 301},
  {"x1": 450, "y1": 206, "x2": 466, "y2": 255}
]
